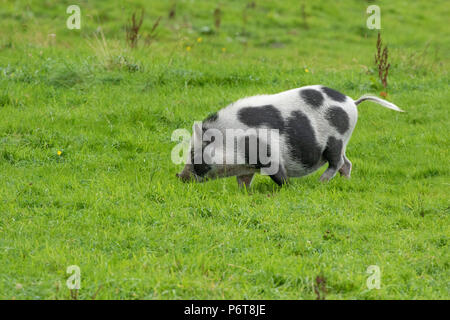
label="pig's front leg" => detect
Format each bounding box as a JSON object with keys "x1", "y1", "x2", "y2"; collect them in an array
[
  {"x1": 269, "y1": 164, "x2": 289, "y2": 186},
  {"x1": 237, "y1": 174, "x2": 255, "y2": 189}
]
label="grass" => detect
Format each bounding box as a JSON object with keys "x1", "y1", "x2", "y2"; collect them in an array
[{"x1": 0, "y1": 0, "x2": 449, "y2": 299}]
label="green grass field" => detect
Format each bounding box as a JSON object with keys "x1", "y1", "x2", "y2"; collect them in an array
[{"x1": 0, "y1": 0, "x2": 448, "y2": 299}]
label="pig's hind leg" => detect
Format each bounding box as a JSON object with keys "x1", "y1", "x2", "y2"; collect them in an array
[
  {"x1": 320, "y1": 137, "x2": 344, "y2": 182},
  {"x1": 338, "y1": 154, "x2": 352, "y2": 178}
]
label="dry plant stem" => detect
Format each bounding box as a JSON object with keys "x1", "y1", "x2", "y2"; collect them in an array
[
  {"x1": 375, "y1": 32, "x2": 391, "y2": 88},
  {"x1": 145, "y1": 16, "x2": 162, "y2": 46},
  {"x1": 214, "y1": 7, "x2": 222, "y2": 30},
  {"x1": 126, "y1": 9, "x2": 144, "y2": 49}
]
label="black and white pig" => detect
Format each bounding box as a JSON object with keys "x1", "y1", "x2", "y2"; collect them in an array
[{"x1": 176, "y1": 85, "x2": 403, "y2": 188}]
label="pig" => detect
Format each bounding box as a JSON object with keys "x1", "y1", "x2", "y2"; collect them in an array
[{"x1": 176, "y1": 85, "x2": 403, "y2": 188}]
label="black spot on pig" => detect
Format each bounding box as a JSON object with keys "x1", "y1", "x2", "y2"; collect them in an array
[
  {"x1": 322, "y1": 87, "x2": 347, "y2": 102},
  {"x1": 322, "y1": 136, "x2": 343, "y2": 169},
  {"x1": 238, "y1": 105, "x2": 285, "y2": 133},
  {"x1": 190, "y1": 147, "x2": 211, "y2": 177},
  {"x1": 300, "y1": 89, "x2": 324, "y2": 108},
  {"x1": 193, "y1": 162, "x2": 211, "y2": 177},
  {"x1": 286, "y1": 110, "x2": 322, "y2": 168},
  {"x1": 190, "y1": 131, "x2": 216, "y2": 178},
  {"x1": 325, "y1": 106, "x2": 349, "y2": 134}
]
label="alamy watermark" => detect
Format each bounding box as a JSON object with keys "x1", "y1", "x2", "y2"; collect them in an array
[
  {"x1": 171, "y1": 122, "x2": 280, "y2": 176},
  {"x1": 66, "y1": 265, "x2": 81, "y2": 290},
  {"x1": 66, "y1": 5, "x2": 81, "y2": 30},
  {"x1": 366, "y1": 265, "x2": 381, "y2": 290},
  {"x1": 366, "y1": 5, "x2": 381, "y2": 30}
]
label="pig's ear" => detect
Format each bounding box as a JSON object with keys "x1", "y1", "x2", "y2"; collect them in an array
[{"x1": 193, "y1": 122, "x2": 203, "y2": 143}]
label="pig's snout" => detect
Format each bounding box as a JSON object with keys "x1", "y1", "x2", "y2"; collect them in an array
[
  {"x1": 176, "y1": 172, "x2": 188, "y2": 182},
  {"x1": 176, "y1": 168, "x2": 193, "y2": 182}
]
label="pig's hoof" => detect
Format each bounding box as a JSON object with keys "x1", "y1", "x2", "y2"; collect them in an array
[{"x1": 319, "y1": 174, "x2": 333, "y2": 182}]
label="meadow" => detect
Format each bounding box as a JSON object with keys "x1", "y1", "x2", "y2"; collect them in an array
[{"x1": 0, "y1": 0, "x2": 448, "y2": 299}]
